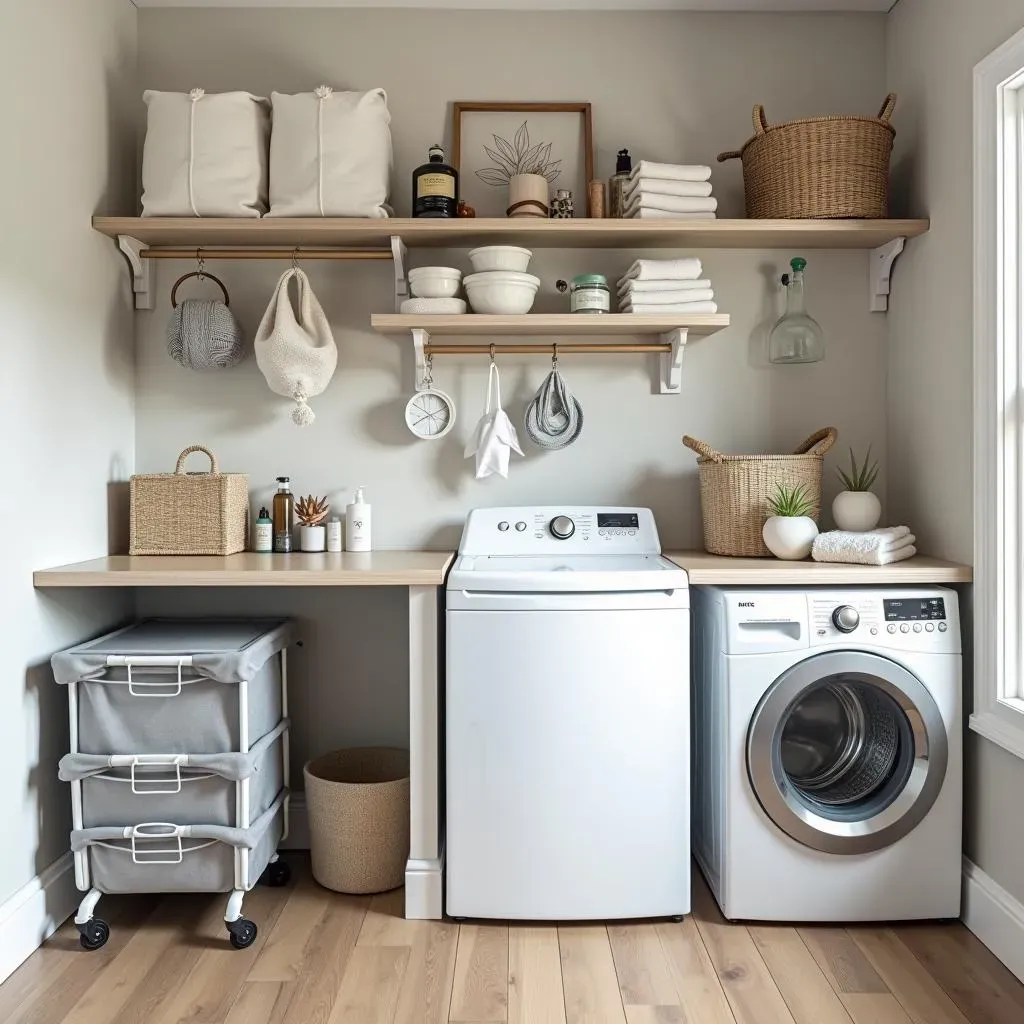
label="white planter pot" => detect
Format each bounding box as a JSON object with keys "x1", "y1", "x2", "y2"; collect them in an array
[
  {"x1": 300, "y1": 525, "x2": 326, "y2": 552},
  {"x1": 832, "y1": 490, "x2": 882, "y2": 532},
  {"x1": 762, "y1": 516, "x2": 818, "y2": 561},
  {"x1": 507, "y1": 173, "x2": 549, "y2": 219}
]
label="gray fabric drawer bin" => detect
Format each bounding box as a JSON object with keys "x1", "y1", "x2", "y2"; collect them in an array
[
  {"x1": 52, "y1": 619, "x2": 291, "y2": 755},
  {"x1": 60, "y1": 720, "x2": 287, "y2": 828},
  {"x1": 71, "y1": 791, "x2": 285, "y2": 894}
]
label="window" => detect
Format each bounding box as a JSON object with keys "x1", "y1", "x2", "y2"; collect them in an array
[{"x1": 973, "y1": 25, "x2": 1024, "y2": 759}]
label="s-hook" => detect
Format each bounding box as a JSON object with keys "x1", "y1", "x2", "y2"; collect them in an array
[
  {"x1": 291, "y1": 248, "x2": 300, "y2": 271},
  {"x1": 195, "y1": 248, "x2": 206, "y2": 282},
  {"x1": 489, "y1": 342, "x2": 496, "y2": 364},
  {"x1": 552, "y1": 343, "x2": 559, "y2": 369}
]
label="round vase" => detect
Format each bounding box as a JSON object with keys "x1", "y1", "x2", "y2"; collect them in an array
[
  {"x1": 507, "y1": 173, "x2": 549, "y2": 219},
  {"x1": 300, "y1": 525, "x2": 326, "y2": 552},
  {"x1": 832, "y1": 490, "x2": 881, "y2": 532},
  {"x1": 762, "y1": 516, "x2": 818, "y2": 560}
]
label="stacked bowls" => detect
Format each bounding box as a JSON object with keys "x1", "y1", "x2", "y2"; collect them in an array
[
  {"x1": 465, "y1": 247, "x2": 539, "y2": 315},
  {"x1": 402, "y1": 267, "x2": 467, "y2": 314}
]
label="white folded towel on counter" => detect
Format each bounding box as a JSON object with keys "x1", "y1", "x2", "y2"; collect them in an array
[
  {"x1": 622, "y1": 300, "x2": 719, "y2": 315},
  {"x1": 619, "y1": 258, "x2": 702, "y2": 284},
  {"x1": 626, "y1": 177, "x2": 714, "y2": 200},
  {"x1": 811, "y1": 527, "x2": 917, "y2": 566},
  {"x1": 629, "y1": 160, "x2": 712, "y2": 183},
  {"x1": 627, "y1": 208, "x2": 718, "y2": 220},
  {"x1": 619, "y1": 288, "x2": 714, "y2": 308},
  {"x1": 617, "y1": 278, "x2": 712, "y2": 297}
]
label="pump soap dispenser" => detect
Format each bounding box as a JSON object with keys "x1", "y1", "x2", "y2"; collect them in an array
[{"x1": 345, "y1": 487, "x2": 372, "y2": 552}]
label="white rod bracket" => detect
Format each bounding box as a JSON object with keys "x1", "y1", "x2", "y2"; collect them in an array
[
  {"x1": 412, "y1": 328, "x2": 430, "y2": 391},
  {"x1": 391, "y1": 235, "x2": 409, "y2": 313},
  {"x1": 659, "y1": 328, "x2": 688, "y2": 394},
  {"x1": 869, "y1": 237, "x2": 905, "y2": 312},
  {"x1": 117, "y1": 235, "x2": 153, "y2": 310}
]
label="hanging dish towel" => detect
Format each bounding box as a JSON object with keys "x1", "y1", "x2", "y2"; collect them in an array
[
  {"x1": 464, "y1": 361, "x2": 524, "y2": 479},
  {"x1": 254, "y1": 268, "x2": 338, "y2": 426},
  {"x1": 524, "y1": 366, "x2": 583, "y2": 450},
  {"x1": 811, "y1": 526, "x2": 917, "y2": 566}
]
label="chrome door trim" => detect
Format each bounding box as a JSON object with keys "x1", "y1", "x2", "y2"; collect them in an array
[{"x1": 747, "y1": 651, "x2": 948, "y2": 855}]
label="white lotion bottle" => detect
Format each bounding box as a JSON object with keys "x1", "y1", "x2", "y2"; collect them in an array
[{"x1": 345, "y1": 487, "x2": 372, "y2": 551}]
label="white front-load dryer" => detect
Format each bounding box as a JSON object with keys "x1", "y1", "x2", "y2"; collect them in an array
[{"x1": 691, "y1": 585, "x2": 962, "y2": 922}]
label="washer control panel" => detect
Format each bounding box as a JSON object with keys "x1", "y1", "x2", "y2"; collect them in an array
[{"x1": 884, "y1": 597, "x2": 947, "y2": 621}]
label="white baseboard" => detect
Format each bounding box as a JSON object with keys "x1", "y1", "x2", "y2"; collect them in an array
[
  {"x1": 962, "y1": 857, "x2": 1024, "y2": 984},
  {"x1": 0, "y1": 854, "x2": 79, "y2": 985},
  {"x1": 281, "y1": 792, "x2": 309, "y2": 851}
]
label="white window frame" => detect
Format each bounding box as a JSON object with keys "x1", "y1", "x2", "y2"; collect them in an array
[{"x1": 973, "y1": 25, "x2": 1024, "y2": 760}]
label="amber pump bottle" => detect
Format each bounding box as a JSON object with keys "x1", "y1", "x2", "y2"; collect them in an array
[{"x1": 272, "y1": 477, "x2": 294, "y2": 553}]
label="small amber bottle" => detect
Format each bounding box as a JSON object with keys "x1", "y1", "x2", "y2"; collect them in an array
[
  {"x1": 413, "y1": 144, "x2": 459, "y2": 218},
  {"x1": 272, "y1": 477, "x2": 294, "y2": 553}
]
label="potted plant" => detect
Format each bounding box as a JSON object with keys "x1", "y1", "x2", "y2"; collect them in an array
[
  {"x1": 833, "y1": 446, "x2": 881, "y2": 531},
  {"x1": 476, "y1": 121, "x2": 562, "y2": 219},
  {"x1": 762, "y1": 483, "x2": 819, "y2": 560},
  {"x1": 296, "y1": 494, "x2": 330, "y2": 552}
]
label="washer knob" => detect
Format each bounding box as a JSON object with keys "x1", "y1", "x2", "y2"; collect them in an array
[
  {"x1": 832, "y1": 605, "x2": 860, "y2": 633},
  {"x1": 549, "y1": 515, "x2": 576, "y2": 540}
]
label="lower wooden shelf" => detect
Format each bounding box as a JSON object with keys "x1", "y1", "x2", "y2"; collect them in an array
[{"x1": 370, "y1": 313, "x2": 730, "y2": 336}]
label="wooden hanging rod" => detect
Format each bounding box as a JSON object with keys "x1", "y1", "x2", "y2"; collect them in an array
[
  {"x1": 138, "y1": 247, "x2": 393, "y2": 261},
  {"x1": 424, "y1": 343, "x2": 672, "y2": 355}
]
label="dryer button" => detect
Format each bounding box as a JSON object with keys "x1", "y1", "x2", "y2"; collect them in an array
[
  {"x1": 938, "y1": 622, "x2": 948, "y2": 632},
  {"x1": 870, "y1": 627, "x2": 878, "y2": 636},
  {"x1": 913, "y1": 623, "x2": 923, "y2": 633},
  {"x1": 925, "y1": 623, "x2": 935, "y2": 632},
  {"x1": 498, "y1": 521, "x2": 510, "y2": 532},
  {"x1": 515, "y1": 521, "x2": 527, "y2": 532},
  {"x1": 900, "y1": 623, "x2": 910, "y2": 633},
  {"x1": 887, "y1": 624, "x2": 897, "y2": 634}
]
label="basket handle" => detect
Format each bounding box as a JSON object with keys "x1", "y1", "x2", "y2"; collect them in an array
[
  {"x1": 170, "y1": 270, "x2": 230, "y2": 308},
  {"x1": 716, "y1": 150, "x2": 742, "y2": 163},
  {"x1": 877, "y1": 93, "x2": 897, "y2": 123},
  {"x1": 752, "y1": 104, "x2": 770, "y2": 135},
  {"x1": 174, "y1": 445, "x2": 219, "y2": 475},
  {"x1": 794, "y1": 427, "x2": 838, "y2": 457},
  {"x1": 681, "y1": 435, "x2": 726, "y2": 463}
]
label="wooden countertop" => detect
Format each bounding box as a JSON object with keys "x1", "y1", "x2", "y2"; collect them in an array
[
  {"x1": 666, "y1": 551, "x2": 972, "y2": 585},
  {"x1": 33, "y1": 552, "x2": 455, "y2": 588}
]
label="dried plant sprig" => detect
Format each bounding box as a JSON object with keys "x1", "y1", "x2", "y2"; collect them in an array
[
  {"x1": 766, "y1": 483, "x2": 815, "y2": 518},
  {"x1": 296, "y1": 494, "x2": 329, "y2": 527},
  {"x1": 476, "y1": 121, "x2": 563, "y2": 187},
  {"x1": 836, "y1": 446, "x2": 879, "y2": 492}
]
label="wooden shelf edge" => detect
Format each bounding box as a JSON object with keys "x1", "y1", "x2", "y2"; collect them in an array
[{"x1": 370, "y1": 313, "x2": 730, "y2": 337}]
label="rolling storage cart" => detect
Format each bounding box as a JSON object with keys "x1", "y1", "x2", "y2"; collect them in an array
[{"x1": 52, "y1": 619, "x2": 292, "y2": 951}]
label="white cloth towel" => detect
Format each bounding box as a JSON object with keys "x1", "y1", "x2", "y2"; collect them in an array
[
  {"x1": 622, "y1": 300, "x2": 719, "y2": 315},
  {"x1": 619, "y1": 288, "x2": 714, "y2": 308},
  {"x1": 618, "y1": 278, "x2": 712, "y2": 297},
  {"x1": 627, "y1": 208, "x2": 717, "y2": 220},
  {"x1": 464, "y1": 361, "x2": 523, "y2": 480},
  {"x1": 811, "y1": 527, "x2": 917, "y2": 566},
  {"x1": 628, "y1": 160, "x2": 712, "y2": 183},
  {"x1": 626, "y1": 177, "x2": 713, "y2": 200},
  {"x1": 626, "y1": 192, "x2": 719, "y2": 216},
  {"x1": 619, "y1": 258, "x2": 702, "y2": 284}
]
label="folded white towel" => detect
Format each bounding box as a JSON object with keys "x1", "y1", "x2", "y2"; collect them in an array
[
  {"x1": 620, "y1": 258, "x2": 702, "y2": 284},
  {"x1": 619, "y1": 288, "x2": 714, "y2": 308},
  {"x1": 811, "y1": 527, "x2": 917, "y2": 566},
  {"x1": 628, "y1": 160, "x2": 712, "y2": 183},
  {"x1": 626, "y1": 192, "x2": 719, "y2": 216},
  {"x1": 626, "y1": 177, "x2": 714, "y2": 200},
  {"x1": 626, "y1": 208, "x2": 718, "y2": 220},
  {"x1": 622, "y1": 300, "x2": 719, "y2": 315},
  {"x1": 618, "y1": 278, "x2": 712, "y2": 297}
]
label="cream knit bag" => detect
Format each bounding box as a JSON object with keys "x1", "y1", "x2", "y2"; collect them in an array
[{"x1": 254, "y1": 269, "x2": 338, "y2": 425}]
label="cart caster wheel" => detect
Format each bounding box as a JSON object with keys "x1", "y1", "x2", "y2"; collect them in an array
[
  {"x1": 227, "y1": 918, "x2": 258, "y2": 950},
  {"x1": 78, "y1": 919, "x2": 110, "y2": 951},
  {"x1": 261, "y1": 860, "x2": 291, "y2": 887}
]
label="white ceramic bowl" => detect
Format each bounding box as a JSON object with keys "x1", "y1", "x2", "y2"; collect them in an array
[
  {"x1": 464, "y1": 271, "x2": 541, "y2": 315},
  {"x1": 467, "y1": 245, "x2": 533, "y2": 274},
  {"x1": 408, "y1": 266, "x2": 462, "y2": 299}
]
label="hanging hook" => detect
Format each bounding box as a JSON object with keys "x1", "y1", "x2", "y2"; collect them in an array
[
  {"x1": 489, "y1": 343, "x2": 496, "y2": 363},
  {"x1": 552, "y1": 342, "x2": 559, "y2": 369},
  {"x1": 195, "y1": 248, "x2": 205, "y2": 281},
  {"x1": 291, "y1": 248, "x2": 300, "y2": 271},
  {"x1": 422, "y1": 351, "x2": 434, "y2": 388}
]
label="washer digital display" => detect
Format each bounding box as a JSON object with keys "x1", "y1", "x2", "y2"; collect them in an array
[
  {"x1": 884, "y1": 598, "x2": 946, "y2": 621},
  {"x1": 597, "y1": 513, "x2": 639, "y2": 529}
]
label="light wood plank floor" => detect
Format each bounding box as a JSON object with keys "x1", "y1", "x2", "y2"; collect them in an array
[{"x1": 3, "y1": 858, "x2": 1023, "y2": 1024}]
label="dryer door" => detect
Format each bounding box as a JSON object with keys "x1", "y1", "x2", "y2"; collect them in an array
[{"x1": 746, "y1": 651, "x2": 947, "y2": 855}]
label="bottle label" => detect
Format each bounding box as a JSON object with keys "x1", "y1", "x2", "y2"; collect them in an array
[
  {"x1": 273, "y1": 531, "x2": 292, "y2": 554},
  {"x1": 417, "y1": 173, "x2": 456, "y2": 199},
  {"x1": 255, "y1": 524, "x2": 273, "y2": 553}
]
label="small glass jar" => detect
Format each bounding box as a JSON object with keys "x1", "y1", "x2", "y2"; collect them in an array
[{"x1": 570, "y1": 274, "x2": 610, "y2": 314}]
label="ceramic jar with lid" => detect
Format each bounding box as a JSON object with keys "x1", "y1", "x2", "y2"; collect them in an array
[{"x1": 570, "y1": 274, "x2": 611, "y2": 314}]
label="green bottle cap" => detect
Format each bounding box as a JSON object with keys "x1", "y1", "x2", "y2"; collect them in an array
[{"x1": 791, "y1": 257, "x2": 807, "y2": 272}]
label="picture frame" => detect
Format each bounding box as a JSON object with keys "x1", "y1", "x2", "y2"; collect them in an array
[{"x1": 451, "y1": 102, "x2": 595, "y2": 218}]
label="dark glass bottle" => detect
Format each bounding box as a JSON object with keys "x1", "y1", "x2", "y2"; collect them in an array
[
  {"x1": 413, "y1": 144, "x2": 458, "y2": 218},
  {"x1": 272, "y1": 477, "x2": 294, "y2": 553}
]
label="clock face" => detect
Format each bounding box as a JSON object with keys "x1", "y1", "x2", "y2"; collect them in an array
[{"x1": 405, "y1": 388, "x2": 456, "y2": 440}]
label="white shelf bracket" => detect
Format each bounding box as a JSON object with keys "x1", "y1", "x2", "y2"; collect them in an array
[
  {"x1": 391, "y1": 235, "x2": 409, "y2": 312},
  {"x1": 869, "y1": 236, "x2": 905, "y2": 312},
  {"x1": 117, "y1": 235, "x2": 153, "y2": 310},
  {"x1": 659, "y1": 328, "x2": 688, "y2": 395},
  {"x1": 412, "y1": 328, "x2": 430, "y2": 390}
]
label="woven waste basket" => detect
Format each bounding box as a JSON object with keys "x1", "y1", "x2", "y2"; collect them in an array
[
  {"x1": 304, "y1": 747, "x2": 410, "y2": 894},
  {"x1": 682, "y1": 428, "x2": 837, "y2": 557}
]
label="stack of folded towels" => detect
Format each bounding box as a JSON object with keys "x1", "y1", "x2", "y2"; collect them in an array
[
  {"x1": 624, "y1": 160, "x2": 717, "y2": 220},
  {"x1": 811, "y1": 526, "x2": 917, "y2": 566},
  {"x1": 617, "y1": 257, "x2": 717, "y2": 315}
]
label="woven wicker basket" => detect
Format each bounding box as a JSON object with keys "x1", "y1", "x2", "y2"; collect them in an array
[
  {"x1": 717, "y1": 96, "x2": 896, "y2": 219},
  {"x1": 130, "y1": 445, "x2": 249, "y2": 555},
  {"x1": 683, "y1": 428, "x2": 838, "y2": 557}
]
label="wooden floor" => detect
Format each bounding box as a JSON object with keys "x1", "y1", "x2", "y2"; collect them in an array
[{"x1": 3, "y1": 859, "x2": 1023, "y2": 1024}]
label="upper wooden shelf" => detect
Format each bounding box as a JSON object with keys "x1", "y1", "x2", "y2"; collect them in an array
[
  {"x1": 94, "y1": 216, "x2": 928, "y2": 251},
  {"x1": 371, "y1": 313, "x2": 729, "y2": 337}
]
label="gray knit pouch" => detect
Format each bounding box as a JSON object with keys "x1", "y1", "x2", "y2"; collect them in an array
[
  {"x1": 524, "y1": 368, "x2": 584, "y2": 450},
  {"x1": 167, "y1": 299, "x2": 246, "y2": 370}
]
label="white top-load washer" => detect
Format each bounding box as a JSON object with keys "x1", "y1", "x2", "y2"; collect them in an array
[
  {"x1": 692, "y1": 585, "x2": 962, "y2": 922},
  {"x1": 446, "y1": 507, "x2": 690, "y2": 920}
]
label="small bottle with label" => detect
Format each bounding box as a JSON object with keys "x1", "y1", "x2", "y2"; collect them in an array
[
  {"x1": 608, "y1": 148, "x2": 632, "y2": 219},
  {"x1": 327, "y1": 516, "x2": 343, "y2": 553},
  {"x1": 254, "y1": 507, "x2": 273, "y2": 553},
  {"x1": 413, "y1": 144, "x2": 458, "y2": 218},
  {"x1": 272, "y1": 477, "x2": 294, "y2": 553},
  {"x1": 345, "y1": 487, "x2": 372, "y2": 552}
]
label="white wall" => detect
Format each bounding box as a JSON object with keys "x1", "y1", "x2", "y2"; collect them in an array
[
  {"x1": 886, "y1": 0, "x2": 1024, "y2": 906},
  {"x1": 0, "y1": 0, "x2": 137, "y2": 918}
]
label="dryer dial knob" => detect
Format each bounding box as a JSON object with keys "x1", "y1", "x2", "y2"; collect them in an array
[
  {"x1": 832, "y1": 605, "x2": 860, "y2": 633},
  {"x1": 549, "y1": 515, "x2": 576, "y2": 540}
]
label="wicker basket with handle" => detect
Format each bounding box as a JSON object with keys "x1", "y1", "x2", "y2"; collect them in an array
[
  {"x1": 717, "y1": 96, "x2": 896, "y2": 219},
  {"x1": 682, "y1": 428, "x2": 838, "y2": 557},
  {"x1": 130, "y1": 445, "x2": 249, "y2": 555}
]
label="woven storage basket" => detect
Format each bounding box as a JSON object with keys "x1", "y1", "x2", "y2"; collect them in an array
[
  {"x1": 304, "y1": 747, "x2": 409, "y2": 894},
  {"x1": 717, "y1": 96, "x2": 896, "y2": 219},
  {"x1": 683, "y1": 428, "x2": 837, "y2": 557},
  {"x1": 130, "y1": 445, "x2": 249, "y2": 555}
]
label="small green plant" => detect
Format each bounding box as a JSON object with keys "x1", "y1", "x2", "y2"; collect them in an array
[
  {"x1": 766, "y1": 483, "x2": 815, "y2": 518},
  {"x1": 836, "y1": 445, "x2": 879, "y2": 492}
]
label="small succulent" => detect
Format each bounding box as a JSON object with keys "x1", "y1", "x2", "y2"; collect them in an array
[
  {"x1": 836, "y1": 446, "x2": 879, "y2": 492},
  {"x1": 296, "y1": 494, "x2": 329, "y2": 527},
  {"x1": 476, "y1": 121, "x2": 562, "y2": 187},
  {"x1": 767, "y1": 483, "x2": 815, "y2": 518}
]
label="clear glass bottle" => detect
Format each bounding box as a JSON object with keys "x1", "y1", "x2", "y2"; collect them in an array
[{"x1": 769, "y1": 257, "x2": 825, "y2": 364}]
